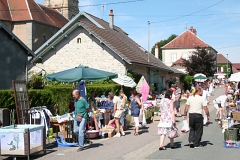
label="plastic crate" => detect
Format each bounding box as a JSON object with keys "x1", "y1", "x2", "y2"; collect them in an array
[{"x1": 223, "y1": 141, "x2": 240, "y2": 148}]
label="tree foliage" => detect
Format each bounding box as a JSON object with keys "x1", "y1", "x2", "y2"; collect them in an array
[
  {"x1": 182, "y1": 47, "x2": 216, "y2": 77},
  {"x1": 151, "y1": 34, "x2": 177, "y2": 60}
]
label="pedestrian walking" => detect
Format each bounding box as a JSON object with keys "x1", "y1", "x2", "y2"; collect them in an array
[
  {"x1": 183, "y1": 88, "x2": 210, "y2": 148},
  {"x1": 158, "y1": 90, "x2": 176, "y2": 150}
]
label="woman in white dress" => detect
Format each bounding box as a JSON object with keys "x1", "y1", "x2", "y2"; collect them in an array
[{"x1": 208, "y1": 81, "x2": 214, "y2": 96}]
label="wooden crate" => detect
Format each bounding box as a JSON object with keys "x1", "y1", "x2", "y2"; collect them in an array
[
  {"x1": 233, "y1": 112, "x2": 240, "y2": 121},
  {"x1": 151, "y1": 116, "x2": 160, "y2": 123}
]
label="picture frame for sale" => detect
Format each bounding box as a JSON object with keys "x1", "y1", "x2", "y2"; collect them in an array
[{"x1": 12, "y1": 80, "x2": 30, "y2": 124}]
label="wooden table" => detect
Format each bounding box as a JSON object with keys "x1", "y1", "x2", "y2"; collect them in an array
[{"x1": 50, "y1": 120, "x2": 73, "y2": 140}]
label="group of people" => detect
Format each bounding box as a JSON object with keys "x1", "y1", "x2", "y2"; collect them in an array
[{"x1": 72, "y1": 89, "x2": 144, "y2": 152}]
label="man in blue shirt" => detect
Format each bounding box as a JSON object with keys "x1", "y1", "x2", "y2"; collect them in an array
[{"x1": 72, "y1": 89, "x2": 89, "y2": 152}]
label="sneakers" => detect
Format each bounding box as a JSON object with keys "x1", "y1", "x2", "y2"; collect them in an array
[
  {"x1": 77, "y1": 148, "x2": 83, "y2": 152},
  {"x1": 194, "y1": 145, "x2": 203, "y2": 149},
  {"x1": 113, "y1": 133, "x2": 121, "y2": 137},
  {"x1": 121, "y1": 131, "x2": 125, "y2": 136},
  {"x1": 189, "y1": 142, "x2": 194, "y2": 148}
]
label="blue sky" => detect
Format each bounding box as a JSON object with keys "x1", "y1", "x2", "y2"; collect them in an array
[{"x1": 36, "y1": 0, "x2": 240, "y2": 63}]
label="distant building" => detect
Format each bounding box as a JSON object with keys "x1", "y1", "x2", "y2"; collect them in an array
[
  {"x1": 0, "y1": 22, "x2": 34, "y2": 89},
  {"x1": 161, "y1": 26, "x2": 218, "y2": 73},
  {"x1": 216, "y1": 54, "x2": 232, "y2": 74},
  {"x1": 232, "y1": 63, "x2": 240, "y2": 73},
  {"x1": 0, "y1": 0, "x2": 69, "y2": 51}
]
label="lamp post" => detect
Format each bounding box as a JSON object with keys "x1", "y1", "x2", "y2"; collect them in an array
[{"x1": 226, "y1": 53, "x2": 228, "y2": 78}]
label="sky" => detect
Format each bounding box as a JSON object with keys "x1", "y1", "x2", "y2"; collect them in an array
[{"x1": 35, "y1": 0, "x2": 240, "y2": 63}]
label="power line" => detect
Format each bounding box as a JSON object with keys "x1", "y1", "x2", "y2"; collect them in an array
[
  {"x1": 78, "y1": 0, "x2": 145, "y2": 7},
  {"x1": 151, "y1": 0, "x2": 225, "y2": 23},
  {"x1": 120, "y1": 15, "x2": 240, "y2": 28},
  {"x1": 0, "y1": 0, "x2": 145, "y2": 11}
]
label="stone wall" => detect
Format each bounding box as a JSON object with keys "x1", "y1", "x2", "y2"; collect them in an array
[{"x1": 29, "y1": 28, "x2": 126, "y2": 76}]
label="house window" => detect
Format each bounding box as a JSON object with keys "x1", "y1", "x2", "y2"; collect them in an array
[
  {"x1": 182, "y1": 52, "x2": 188, "y2": 60},
  {"x1": 77, "y1": 38, "x2": 81, "y2": 43},
  {"x1": 171, "y1": 53, "x2": 177, "y2": 63},
  {"x1": 42, "y1": 35, "x2": 47, "y2": 43}
]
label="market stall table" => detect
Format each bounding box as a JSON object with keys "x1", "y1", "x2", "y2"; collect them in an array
[{"x1": 50, "y1": 120, "x2": 73, "y2": 141}]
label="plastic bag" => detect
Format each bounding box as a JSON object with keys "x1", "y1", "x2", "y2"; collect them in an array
[
  {"x1": 181, "y1": 120, "x2": 189, "y2": 133},
  {"x1": 142, "y1": 110, "x2": 146, "y2": 126}
]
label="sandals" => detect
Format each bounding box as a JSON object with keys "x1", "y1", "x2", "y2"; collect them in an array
[
  {"x1": 170, "y1": 145, "x2": 177, "y2": 149},
  {"x1": 134, "y1": 132, "x2": 139, "y2": 136},
  {"x1": 159, "y1": 147, "x2": 166, "y2": 150}
]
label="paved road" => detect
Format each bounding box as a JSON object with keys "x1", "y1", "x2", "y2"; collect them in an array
[{"x1": 1, "y1": 87, "x2": 237, "y2": 160}]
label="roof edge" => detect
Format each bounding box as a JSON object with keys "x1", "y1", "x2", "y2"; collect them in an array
[{"x1": 0, "y1": 21, "x2": 35, "y2": 57}]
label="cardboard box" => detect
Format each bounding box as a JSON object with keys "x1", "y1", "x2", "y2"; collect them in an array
[
  {"x1": 232, "y1": 112, "x2": 240, "y2": 121},
  {"x1": 224, "y1": 128, "x2": 239, "y2": 141}
]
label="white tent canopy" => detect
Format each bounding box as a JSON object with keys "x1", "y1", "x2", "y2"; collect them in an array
[{"x1": 229, "y1": 72, "x2": 240, "y2": 82}]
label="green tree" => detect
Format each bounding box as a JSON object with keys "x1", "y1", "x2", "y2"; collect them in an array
[
  {"x1": 182, "y1": 47, "x2": 216, "y2": 77},
  {"x1": 151, "y1": 34, "x2": 177, "y2": 60}
]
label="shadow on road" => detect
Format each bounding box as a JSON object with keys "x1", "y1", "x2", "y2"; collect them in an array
[
  {"x1": 84, "y1": 143, "x2": 103, "y2": 150},
  {"x1": 183, "y1": 140, "x2": 213, "y2": 147},
  {"x1": 166, "y1": 141, "x2": 182, "y2": 148}
]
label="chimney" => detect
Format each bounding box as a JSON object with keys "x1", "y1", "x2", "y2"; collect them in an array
[
  {"x1": 189, "y1": 26, "x2": 197, "y2": 35},
  {"x1": 109, "y1": 9, "x2": 114, "y2": 29},
  {"x1": 155, "y1": 43, "x2": 159, "y2": 59}
]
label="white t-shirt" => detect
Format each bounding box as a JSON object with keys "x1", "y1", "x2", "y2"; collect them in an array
[
  {"x1": 215, "y1": 95, "x2": 227, "y2": 107},
  {"x1": 113, "y1": 96, "x2": 123, "y2": 109},
  {"x1": 186, "y1": 95, "x2": 207, "y2": 115},
  {"x1": 202, "y1": 90, "x2": 210, "y2": 103}
]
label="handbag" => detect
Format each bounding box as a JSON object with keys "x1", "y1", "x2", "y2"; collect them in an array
[
  {"x1": 168, "y1": 127, "x2": 180, "y2": 139},
  {"x1": 75, "y1": 114, "x2": 83, "y2": 122}
]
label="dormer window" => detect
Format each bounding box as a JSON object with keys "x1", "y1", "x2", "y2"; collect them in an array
[
  {"x1": 42, "y1": 35, "x2": 47, "y2": 43},
  {"x1": 77, "y1": 38, "x2": 81, "y2": 43}
]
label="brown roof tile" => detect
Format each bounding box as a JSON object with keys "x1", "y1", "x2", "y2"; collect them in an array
[
  {"x1": 162, "y1": 28, "x2": 209, "y2": 49},
  {"x1": 0, "y1": 0, "x2": 68, "y2": 28},
  {"x1": 217, "y1": 54, "x2": 231, "y2": 64},
  {"x1": 171, "y1": 58, "x2": 184, "y2": 67},
  {"x1": 0, "y1": 0, "x2": 11, "y2": 20},
  {"x1": 232, "y1": 63, "x2": 240, "y2": 69},
  {"x1": 232, "y1": 66, "x2": 239, "y2": 73}
]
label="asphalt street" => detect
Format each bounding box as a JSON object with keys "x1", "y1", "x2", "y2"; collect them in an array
[{"x1": 1, "y1": 87, "x2": 238, "y2": 160}]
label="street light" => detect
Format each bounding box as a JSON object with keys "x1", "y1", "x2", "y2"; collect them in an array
[{"x1": 226, "y1": 53, "x2": 228, "y2": 78}]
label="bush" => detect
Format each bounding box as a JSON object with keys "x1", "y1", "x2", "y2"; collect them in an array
[
  {"x1": 180, "y1": 75, "x2": 194, "y2": 91},
  {"x1": 0, "y1": 84, "x2": 123, "y2": 115}
]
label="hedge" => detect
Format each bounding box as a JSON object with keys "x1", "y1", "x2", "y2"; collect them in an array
[{"x1": 0, "y1": 84, "x2": 136, "y2": 115}]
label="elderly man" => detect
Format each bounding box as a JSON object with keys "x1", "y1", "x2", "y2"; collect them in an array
[
  {"x1": 183, "y1": 88, "x2": 210, "y2": 149},
  {"x1": 72, "y1": 89, "x2": 90, "y2": 152}
]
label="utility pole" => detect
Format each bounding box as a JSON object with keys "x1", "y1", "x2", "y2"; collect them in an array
[
  {"x1": 227, "y1": 53, "x2": 229, "y2": 78},
  {"x1": 148, "y1": 21, "x2": 150, "y2": 62}
]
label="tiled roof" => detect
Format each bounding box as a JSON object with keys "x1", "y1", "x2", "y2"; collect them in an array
[
  {"x1": 232, "y1": 66, "x2": 239, "y2": 73},
  {"x1": 33, "y1": 11, "x2": 173, "y2": 72},
  {"x1": 0, "y1": 0, "x2": 68, "y2": 28},
  {"x1": 232, "y1": 63, "x2": 240, "y2": 69},
  {"x1": 162, "y1": 29, "x2": 209, "y2": 49},
  {"x1": 217, "y1": 54, "x2": 231, "y2": 64},
  {"x1": 171, "y1": 58, "x2": 184, "y2": 67},
  {"x1": 170, "y1": 67, "x2": 186, "y2": 75}
]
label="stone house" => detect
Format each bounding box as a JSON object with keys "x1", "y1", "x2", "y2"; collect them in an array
[
  {"x1": 29, "y1": 10, "x2": 183, "y2": 92},
  {"x1": 0, "y1": 22, "x2": 35, "y2": 89},
  {"x1": 162, "y1": 26, "x2": 218, "y2": 73},
  {"x1": 0, "y1": 0, "x2": 69, "y2": 51}
]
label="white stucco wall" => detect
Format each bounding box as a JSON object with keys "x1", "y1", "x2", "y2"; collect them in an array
[
  {"x1": 162, "y1": 48, "x2": 196, "y2": 67},
  {"x1": 30, "y1": 28, "x2": 126, "y2": 75}
]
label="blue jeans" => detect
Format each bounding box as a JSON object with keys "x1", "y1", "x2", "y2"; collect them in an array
[
  {"x1": 73, "y1": 118, "x2": 87, "y2": 148},
  {"x1": 120, "y1": 108, "x2": 128, "y2": 126}
]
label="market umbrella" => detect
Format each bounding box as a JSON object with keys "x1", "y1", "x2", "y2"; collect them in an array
[
  {"x1": 229, "y1": 72, "x2": 240, "y2": 82},
  {"x1": 136, "y1": 76, "x2": 150, "y2": 102},
  {"x1": 194, "y1": 75, "x2": 207, "y2": 82},
  {"x1": 194, "y1": 73, "x2": 206, "y2": 78},
  {"x1": 46, "y1": 65, "x2": 118, "y2": 82},
  {"x1": 112, "y1": 74, "x2": 136, "y2": 88}
]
